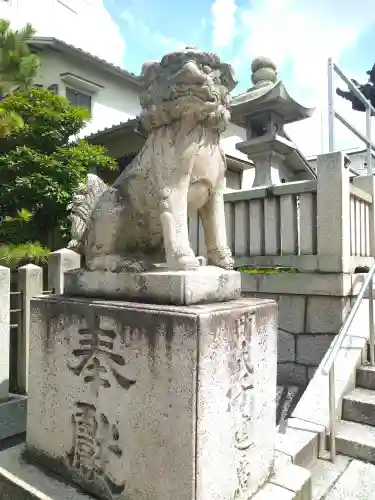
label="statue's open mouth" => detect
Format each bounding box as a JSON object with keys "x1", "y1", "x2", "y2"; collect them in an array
[{"x1": 163, "y1": 84, "x2": 218, "y2": 103}]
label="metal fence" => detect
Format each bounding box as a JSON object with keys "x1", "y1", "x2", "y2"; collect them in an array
[{"x1": 328, "y1": 58, "x2": 375, "y2": 173}]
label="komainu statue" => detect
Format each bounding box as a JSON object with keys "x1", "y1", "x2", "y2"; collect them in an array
[{"x1": 68, "y1": 46, "x2": 237, "y2": 272}]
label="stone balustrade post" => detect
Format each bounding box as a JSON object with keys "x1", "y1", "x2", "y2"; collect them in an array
[
  {"x1": 48, "y1": 248, "x2": 81, "y2": 295},
  {"x1": 316, "y1": 151, "x2": 351, "y2": 272},
  {"x1": 17, "y1": 264, "x2": 43, "y2": 394},
  {"x1": 352, "y1": 174, "x2": 375, "y2": 257},
  {"x1": 0, "y1": 266, "x2": 10, "y2": 401}
]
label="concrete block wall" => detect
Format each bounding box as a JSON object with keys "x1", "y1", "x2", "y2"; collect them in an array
[{"x1": 243, "y1": 291, "x2": 351, "y2": 387}]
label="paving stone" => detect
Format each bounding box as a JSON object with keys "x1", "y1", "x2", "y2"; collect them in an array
[
  {"x1": 0, "y1": 444, "x2": 93, "y2": 500},
  {"x1": 309, "y1": 456, "x2": 351, "y2": 500},
  {"x1": 324, "y1": 459, "x2": 375, "y2": 500},
  {"x1": 252, "y1": 483, "x2": 295, "y2": 500},
  {"x1": 270, "y1": 463, "x2": 311, "y2": 500}
]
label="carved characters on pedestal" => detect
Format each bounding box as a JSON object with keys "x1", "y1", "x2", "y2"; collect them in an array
[
  {"x1": 65, "y1": 315, "x2": 137, "y2": 499},
  {"x1": 66, "y1": 402, "x2": 125, "y2": 498},
  {"x1": 67, "y1": 315, "x2": 136, "y2": 397},
  {"x1": 227, "y1": 313, "x2": 255, "y2": 499}
]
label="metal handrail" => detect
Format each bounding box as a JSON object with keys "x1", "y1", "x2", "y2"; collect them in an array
[
  {"x1": 322, "y1": 260, "x2": 375, "y2": 461},
  {"x1": 328, "y1": 58, "x2": 374, "y2": 173}
]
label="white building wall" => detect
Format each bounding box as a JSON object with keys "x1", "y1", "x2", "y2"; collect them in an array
[
  {"x1": 1, "y1": 0, "x2": 252, "y2": 165},
  {"x1": 0, "y1": 0, "x2": 125, "y2": 66},
  {"x1": 221, "y1": 123, "x2": 247, "y2": 160},
  {"x1": 35, "y1": 49, "x2": 141, "y2": 138},
  {"x1": 37, "y1": 48, "x2": 251, "y2": 158}
]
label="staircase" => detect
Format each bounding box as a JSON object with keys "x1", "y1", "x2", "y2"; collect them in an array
[{"x1": 336, "y1": 360, "x2": 375, "y2": 462}]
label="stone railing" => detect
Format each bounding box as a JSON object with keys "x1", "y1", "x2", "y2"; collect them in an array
[
  {"x1": 0, "y1": 250, "x2": 81, "y2": 402},
  {"x1": 190, "y1": 179, "x2": 318, "y2": 270},
  {"x1": 350, "y1": 184, "x2": 373, "y2": 258},
  {"x1": 190, "y1": 151, "x2": 375, "y2": 273}
]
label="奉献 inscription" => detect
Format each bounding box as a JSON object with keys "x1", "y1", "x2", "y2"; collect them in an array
[
  {"x1": 64, "y1": 315, "x2": 138, "y2": 497},
  {"x1": 66, "y1": 401, "x2": 125, "y2": 498},
  {"x1": 67, "y1": 315, "x2": 136, "y2": 395}
]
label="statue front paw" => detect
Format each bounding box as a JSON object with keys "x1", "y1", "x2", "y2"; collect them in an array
[
  {"x1": 173, "y1": 254, "x2": 201, "y2": 270},
  {"x1": 207, "y1": 247, "x2": 234, "y2": 270}
]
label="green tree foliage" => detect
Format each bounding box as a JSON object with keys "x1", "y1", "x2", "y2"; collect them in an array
[
  {"x1": 0, "y1": 88, "x2": 116, "y2": 252},
  {"x1": 0, "y1": 20, "x2": 39, "y2": 95},
  {"x1": 0, "y1": 20, "x2": 40, "y2": 137}
]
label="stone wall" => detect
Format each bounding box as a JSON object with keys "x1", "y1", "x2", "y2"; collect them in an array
[
  {"x1": 282, "y1": 295, "x2": 350, "y2": 385},
  {"x1": 242, "y1": 272, "x2": 360, "y2": 387},
  {"x1": 245, "y1": 293, "x2": 350, "y2": 386}
]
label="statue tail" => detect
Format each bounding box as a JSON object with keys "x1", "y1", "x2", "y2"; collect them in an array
[{"x1": 67, "y1": 173, "x2": 107, "y2": 252}]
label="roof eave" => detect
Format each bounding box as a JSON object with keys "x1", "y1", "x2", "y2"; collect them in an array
[{"x1": 29, "y1": 37, "x2": 142, "y2": 88}]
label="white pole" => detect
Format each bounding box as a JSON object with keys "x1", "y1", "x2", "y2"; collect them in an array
[
  {"x1": 366, "y1": 106, "x2": 372, "y2": 174},
  {"x1": 328, "y1": 58, "x2": 335, "y2": 152}
]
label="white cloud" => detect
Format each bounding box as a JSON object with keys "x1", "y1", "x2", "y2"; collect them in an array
[
  {"x1": 211, "y1": 0, "x2": 237, "y2": 48},
  {"x1": 238, "y1": 0, "x2": 375, "y2": 156},
  {"x1": 0, "y1": 0, "x2": 126, "y2": 66}
]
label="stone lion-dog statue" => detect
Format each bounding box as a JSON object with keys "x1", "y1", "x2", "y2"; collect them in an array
[{"x1": 68, "y1": 46, "x2": 237, "y2": 273}]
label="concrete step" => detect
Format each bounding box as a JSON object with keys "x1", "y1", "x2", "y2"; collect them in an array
[
  {"x1": 356, "y1": 365, "x2": 375, "y2": 390},
  {"x1": 253, "y1": 463, "x2": 311, "y2": 500},
  {"x1": 342, "y1": 387, "x2": 375, "y2": 426},
  {"x1": 336, "y1": 420, "x2": 375, "y2": 462},
  {"x1": 324, "y1": 459, "x2": 375, "y2": 500},
  {"x1": 309, "y1": 456, "x2": 351, "y2": 500}
]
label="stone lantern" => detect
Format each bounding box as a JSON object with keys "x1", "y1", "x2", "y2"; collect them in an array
[{"x1": 230, "y1": 57, "x2": 315, "y2": 186}]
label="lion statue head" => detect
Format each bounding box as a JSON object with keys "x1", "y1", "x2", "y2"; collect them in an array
[{"x1": 139, "y1": 45, "x2": 237, "y2": 133}]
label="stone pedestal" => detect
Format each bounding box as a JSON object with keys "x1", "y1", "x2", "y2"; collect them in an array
[
  {"x1": 26, "y1": 295, "x2": 277, "y2": 500},
  {"x1": 64, "y1": 266, "x2": 241, "y2": 305}
]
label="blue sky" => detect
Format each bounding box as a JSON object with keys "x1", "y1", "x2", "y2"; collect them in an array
[
  {"x1": 101, "y1": 0, "x2": 375, "y2": 155},
  {"x1": 3, "y1": 0, "x2": 374, "y2": 155},
  {"x1": 3, "y1": 0, "x2": 372, "y2": 157},
  {"x1": 104, "y1": 0, "x2": 375, "y2": 95},
  {"x1": 105, "y1": 0, "x2": 246, "y2": 85}
]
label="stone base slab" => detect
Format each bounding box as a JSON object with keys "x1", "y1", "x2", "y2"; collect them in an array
[
  {"x1": 241, "y1": 272, "x2": 366, "y2": 297},
  {"x1": 0, "y1": 445, "x2": 311, "y2": 500},
  {"x1": 0, "y1": 444, "x2": 93, "y2": 499},
  {"x1": 64, "y1": 266, "x2": 241, "y2": 305},
  {"x1": 0, "y1": 395, "x2": 27, "y2": 441},
  {"x1": 27, "y1": 295, "x2": 277, "y2": 500},
  {"x1": 0, "y1": 446, "x2": 310, "y2": 500}
]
